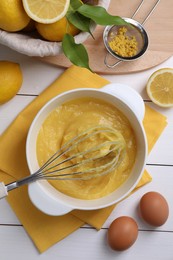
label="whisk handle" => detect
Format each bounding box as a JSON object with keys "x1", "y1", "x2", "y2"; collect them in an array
[
  {"x1": 0, "y1": 175, "x2": 36, "y2": 199},
  {"x1": 0, "y1": 182, "x2": 8, "y2": 199}
]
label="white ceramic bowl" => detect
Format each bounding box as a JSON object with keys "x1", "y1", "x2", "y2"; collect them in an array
[
  {"x1": 26, "y1": 83, "x2": 147, "y2": 216},
  {"x1": 0, "y1": 0, "x2": 110, "y2": 57}
]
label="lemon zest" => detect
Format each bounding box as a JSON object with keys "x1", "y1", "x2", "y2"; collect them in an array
[{"x1": 108, "y1": 27, "x2": 138, "y2": 57}]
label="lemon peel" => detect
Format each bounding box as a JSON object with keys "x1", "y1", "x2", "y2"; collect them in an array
[
  {"x1": 0, "y1": 61, "x2": 23, "y2": 105},
  {"x1": 0, "y1": 0, "x2": 30, "y2": 32},
  {"x1": 36, "y1": 16, "x2": 80, "y2": 42}
]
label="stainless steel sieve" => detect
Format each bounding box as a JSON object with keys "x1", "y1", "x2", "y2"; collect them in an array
[{"x1": 103, "y1": 0, "x2": 161, "y2": 68}]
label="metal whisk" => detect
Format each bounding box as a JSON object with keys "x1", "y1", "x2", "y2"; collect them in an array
[{"x1": 0, "y1": 125, "x2": 126, "y2": 199}]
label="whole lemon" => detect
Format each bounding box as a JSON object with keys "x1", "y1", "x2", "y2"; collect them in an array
[
  {"x1": 0, "y1": 0, "x2": 30, "y2": 32},
  {"x1": 0, "y1": 61, "x2": 23, "y2": 105},
  {"x1": 35, "y1": 17, "x2": 80, "y2": 42}
]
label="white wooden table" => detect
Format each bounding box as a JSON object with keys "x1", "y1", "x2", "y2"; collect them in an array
[{"x1": 0, "y1": 44, "x2": 173, "y2": 260}]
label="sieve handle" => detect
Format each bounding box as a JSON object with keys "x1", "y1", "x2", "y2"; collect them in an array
[
  {"x1": 101, "y1": 83, "x2": 145, "y2": 121},
  {"x1": 0, "y1": 182, "x2": 8, "y2": 199},
  {"x1": 104, "y1": 53, "x2": 123, "y2": 68}
]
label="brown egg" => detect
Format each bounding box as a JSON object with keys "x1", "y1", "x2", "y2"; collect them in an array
[
  {"x1": 107, "y1": 216, "x2": 138, "y2": 251},
  {"x1": 139, "y1": 191, "x2": 169, "y2": 226}
]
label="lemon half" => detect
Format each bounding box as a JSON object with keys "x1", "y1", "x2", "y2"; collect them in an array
[
  {"x1": 22, "y1": 0, "x2": 70, "y2": 24},
  {"x1": 0, "y1": 61, "x2": 23, "y2": 105},
  {"x1": 146, "y1": 68, "x2": 173, "y2": 108}
]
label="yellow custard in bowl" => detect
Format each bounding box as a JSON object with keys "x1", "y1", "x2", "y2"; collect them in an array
[{"x1": 36, "y1": 97, "x2": 137, "y2": 200}]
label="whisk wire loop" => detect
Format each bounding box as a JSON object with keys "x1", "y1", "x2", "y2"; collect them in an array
[
  {"x1": 5, "y1": 125, "x2": 126, "y2": 192},
  {"x1": 36, "y1": 125, "x2": 125, "y2": 178}
]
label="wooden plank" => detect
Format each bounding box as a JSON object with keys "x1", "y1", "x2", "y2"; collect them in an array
[
  {"x1": 0, "y1": 96, "x2": 35, "y2": 134},
  {"x1": 103, "y1": 165, "x2": 173, "y2": 231},
  {"x1": 0, "y1": 225, "x2": 172, "y2": 259},
  {"x1": 146, "y1": 103, "x2": 173, "y2": 165}
]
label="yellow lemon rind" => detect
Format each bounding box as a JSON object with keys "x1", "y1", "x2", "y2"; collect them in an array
[
  {"x1": 35, "y1": 17, "x2": 80, "y2": 42},
  {"x1": 0, "y1": 61, "x2": 23, "y2": 105},
  {"x1": 0, "y1": 0, "x2": 30, "y2": 32}
]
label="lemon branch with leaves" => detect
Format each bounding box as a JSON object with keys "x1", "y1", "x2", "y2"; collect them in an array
[{"x1": 62, "y1": 0, "x2": 127, "y2": 71}]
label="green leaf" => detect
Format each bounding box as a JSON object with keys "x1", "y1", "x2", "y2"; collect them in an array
[
  {"x1": 66, "y1": 10, "x2": 91, "y2": 34},
  {"x1": 69, "y1": 0, "x2": 83, "y2": 11},
  {"x1": 67, "y1": 0, "x2": 93, "y2": 36},
  {"x1": 77, "y1": 5, "x2": 127, "y2": 25},
  {"x1": 62, "y1": 34, "x2": 92, "y2": 71}
]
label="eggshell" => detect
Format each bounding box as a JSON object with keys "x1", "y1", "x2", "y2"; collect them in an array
[
  {"x1": 107, "y1": 216, "x2": 138, "y2": 251},
  {"x1": 139, "y1": 191, "x2": 169, "y2": 226}
]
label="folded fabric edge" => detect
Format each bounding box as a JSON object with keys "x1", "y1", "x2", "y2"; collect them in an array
[
  {"x1": 38, "y1": 221, "x2": 84, "y2": 253},
  {"x1": 148, "y1": 120, "x2": 168, "y2": 152}
]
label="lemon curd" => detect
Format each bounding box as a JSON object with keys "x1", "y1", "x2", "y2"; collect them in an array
[{"x1": 36, "y1": 97, "x2": 137, "y2": 200}]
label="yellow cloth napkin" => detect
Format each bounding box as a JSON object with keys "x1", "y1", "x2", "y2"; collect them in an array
[{"x1": 0, "y1": 66, "x2": 167, "y2": 253}]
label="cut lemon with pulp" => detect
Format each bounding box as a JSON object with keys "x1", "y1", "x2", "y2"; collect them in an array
[
  {"x1": 146, "y1": 68, "x2": 173, "y2": 108},
  {"x1": 22, "y1": 0, "x2": 70, "y2": 24}
]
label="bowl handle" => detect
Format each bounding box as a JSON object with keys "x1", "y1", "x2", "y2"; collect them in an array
[
  {"x1": 101, "y1": 83, "x2": 145, "y2": 121},
  {"x1": 28, "y1": 182, "x2": 73, "y2": 216}
]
